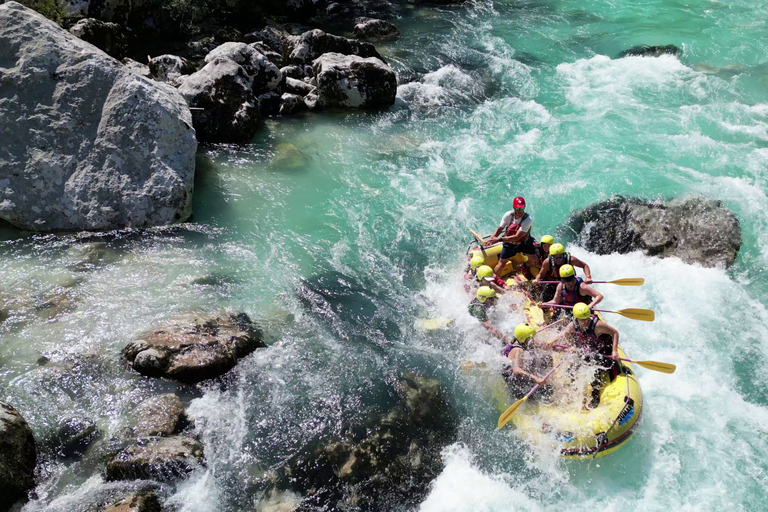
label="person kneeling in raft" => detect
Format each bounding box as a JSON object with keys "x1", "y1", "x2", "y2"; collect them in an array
[
  {"x1": 540, "y1": 264, "x2": 603, "y2": 312},
  {"x1": 533, "y1": 243, "x2": 592, "y2": 284},
  {"x1": 501, "y1": 323, "x2": 554, "y2": 400},
  {"x1": 476, "y1": 265, "x2": 507, "y2": 294},
  {"x1": 551, "y1": 303, "x2": 620, "y2": 409},
  {"x1": 468, "y1": 286, "x2": 516, "y2": 345},
  {"x1": 484, "y1": 196, "x2": 539, "y2": 275}
]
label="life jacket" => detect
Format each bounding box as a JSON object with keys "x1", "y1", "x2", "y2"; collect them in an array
[
  {"x1": 573, "y1": 315, "x2": 619, "y2": 378},
  {"x1": 504, "y1": 212, "x2": 531, "y2": 242},
  {"x1": 572, "y1": 314, "x2": 602, "y2": 352},
  {"x1": 502, "y1": 338, "x2": 526, "y2": 357},
  {"x1": 561, "y1": 277, "x2": 591, "y2": 306},
  {"x1": 548, "y1": 253, "x2": 571, "y2": 279},
  {"x1": 467, "y1": 298, "x2": 488, "y2": 321}
]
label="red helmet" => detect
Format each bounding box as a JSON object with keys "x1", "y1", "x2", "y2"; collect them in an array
[{"x1": 513, "y1": 196, "x2": 526, "y2": 209}]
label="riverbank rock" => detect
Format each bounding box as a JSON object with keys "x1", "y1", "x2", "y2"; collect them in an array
[
  {"x1": 0, "y1": 2, "x2": 196, "y2": 232},
  {"x1": 312, "y1": 53, "x2": 397, "y2": 109},
  {"x1": 105, "y1": 435, "x2": 204, "y2": 482},
  {"x1": 353, "y1": 18, "x2": 399, "y2": 41},
  {"x1": 0, "y1": 402, "x2": 37, "y2": 511},
  {"x1": 617, "y1": 44, "x2": 680, "y2": 58},
  {"x1": 56, "y1": 416, "x2": 99, "y2": 457},
  {"x1": 134, "y1": 394, "x2": 187, "y2": 437},
  {"x1": 123, "y1": 313, "x2": 265, "y2": 383},
  {"x1": 148, "y1": 54, "x2": 196, "y2": 84},
  {"x1": 69, "y1": 18, "x2": 134, "y2": 59},
  {"x1": 102, "y1": 491, "x2": 162, "y2": 512},
  {"x1": 263, "y1": 374, "x2": 455, "y2": 510},
  {"x1": 287, "y1": 29, "x2": 383, "y2": 64},
  {"x1": 563, "y1": 196, "x2": 741, "y2": 268},
  {"x1": 205, "y1": 42, "x2": 282, "y2": 94}
]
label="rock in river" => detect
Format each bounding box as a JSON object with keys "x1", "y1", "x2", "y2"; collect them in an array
[
  {"x1": 563, "y1": 196, "x2": 741, "y2": 268},
  {"x1": 123, "y1": 313, "x2": 265, "y2": 384},
  {"x1": 312, "y1": 53, "x2": 397, "y2": 109},
  {"x1": 105, "y1": 435, "x2": 204, "y2": 482},
  {"x1": 0, "y1": 2, "x2": 196, "y2": 232},
  {"x1": 0, "y1": 402, "x2": 37, "y2": 511}
]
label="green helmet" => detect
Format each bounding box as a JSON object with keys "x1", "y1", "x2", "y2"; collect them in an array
[
  {"x1": 514, "y1": 323, "x2": 536, "y2": 343},
  {"x1": 476, "y1": 265, "x2": 494, "y2": 281},
  {"x1": 559, "y1": 264, "x2": 575, "y2": 279},
  {"x1": 540, "y1": 235, "x2": 554, "y2": 245},
  {"x1": 549, "y1": 243, "x2": 565, "y2": 256},
  {"x1": 470, "y1": 254, "x2": 485, "y2": 269},
  {"x1": 573, "y1": 302, "x2": 591, "y2": 319},
  {"x1": 476, "y1": 286, "x2": 497, "y2": 303}
]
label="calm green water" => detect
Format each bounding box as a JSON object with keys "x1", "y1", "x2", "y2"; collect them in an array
[{"x1": 3, "y1": 0, "x2": 768, "y2": 510}]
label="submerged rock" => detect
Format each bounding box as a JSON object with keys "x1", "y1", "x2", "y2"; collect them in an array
[
  {"x1": 353, "y1": 18, "x2": 400, "y2": 41},
  {"x1": 105, "y1": 435, "x2": 204, "y2": 482},
  {"x1": 123, "y1": 313, "x2": 265, "y2": 383},
  {"x1": 312, "y1": 53, "x2": 397, "y2": 109},
  {"x1": 617, "y1": 44, "x2": 681, "y2": 58},
  {"x1": 56, "y1": 416, "x2": 100, "y2": 457},
  {"x1": 562, "y1": 196, "x2": 741, "y2": 268},
  {"x1": 102, "y1": 491, "x2": 162, "y2": 512},
  {"x1": 0, "y1": 402, "x2": 37, "y2": 511},
  {"x1": 134, "y1": 394, "x2": 187, "y2": 438},
  {"x1": 0, "y1": 2, "x2": 196, "y2": 232}
]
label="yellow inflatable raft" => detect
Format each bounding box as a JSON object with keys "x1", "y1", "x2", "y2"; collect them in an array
[{"x1": 469, "y1": 242, "x2": 539, "y2": 281}]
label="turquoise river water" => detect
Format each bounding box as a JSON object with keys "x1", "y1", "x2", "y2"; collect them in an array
[{"x1": 3, "y1": 0, "x2": 768, "y2": 510}]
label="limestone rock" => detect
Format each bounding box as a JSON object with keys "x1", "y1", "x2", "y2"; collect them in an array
[
  {"x1": 102, "y1": 491, "x2": 162, "y2": 512},
  {"x1": 0, "y1": 2, "x2": 196, "y2": 232},
  {"x1": 0, "y1": 402, "x2": 37, "y2": 511},
  {"x1": 69, "y1": 18, "x2": 134, "y2": 59},
  {"x1": 178, "y1": 56, "x2": 260, "y2": 143},
  {"x1": 284, "y1": 77, "x2": 315, "y2": 96},
  {"x1": 353, "y1": 19, "x2": 399, "y2": 42},
  {"x1": 279, "y1": 94, "x2": 307, "y2": 116},
  {"x1": 105, "y1": 435, "x2": 204, "y2": 482},
  {"x1": 563, "y1": 196, "x2": 741, "y2": 268},
  {"x1": 123, "y1": 313, "x2": 265, "y2": 383},
  {"x1": 280, "y1": 65, "x2": 306, "y2": 79},
  {"x1": 205, "y1": 42, "x2": 282, "y2": 94},
  {"x1": 287, "y1": 29, "x2": 383, "y2": 64},
  {"x1": 134, "y1": 394, "x2": 187, "y2": 437},
  {"x1": 312, "y1": 53, "x2": 397, "y2": 109},
  {"x1": 148, "y1": 54, "x2": 196, "y2": 84},
  {"x1": 123, "y1": 58, "x2": 150, "y2": 78}
]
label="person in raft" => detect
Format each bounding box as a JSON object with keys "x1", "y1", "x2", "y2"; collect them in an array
[
  {"x1": 552, "y1": 302, "x2": 620, "y2": 409},
  {"x1": 540, "y1": 264, "x2": 603, "y2": 313},
  {"x1": 484, "y1": 196, "x2": 538, "y2": 276},
  {"x1": 463, "y1": 254, "x2": 486, "y2": 292},
  {"x1": 468, "y1": 286, "x2": 516, "y2": 345},
  {"x1": 501, "y1": 323, "x2": 554, "y2": 400},
  {"x1": 476, "y1": 265, "x2": 507, "y2": 294},
  {"x1": 533, "y1": 234, "x2": 555, "y2": 265},
  {"x1": 533, "y1": 243, "x2": 593, "y2": 284}
]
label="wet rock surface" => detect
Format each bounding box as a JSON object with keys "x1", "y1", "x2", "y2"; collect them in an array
[
  {"x1": 102, "y1": 491, "x2": 162, "y2": 512},
  {"x1": 562, "y1": 196, "x2": 742, "y2": 268},
  {"x1": 312, "y1": 53, "x2": 397, "y2": 109},
  {"x1": 105, "y1": 435, "x2": 204, "y2": 482},
  {"x1": 204, "y1": 42, "x2": 282, "y2": 94},
  {"x1": 134, "y1": 394, "x2": 187, "y2": 437},
  {"x1": 56, "y1": 416, "x2": 100, "y2": 457},
  {"x1": 287, "y1": 29, "x2": 384, "y2": 64},
  {"x1": 0, "y1": 402, "x2": 37, "y2": 511},
  {"x1": 262, "y1": 374, "x2": 456, "y2": 511},
  {"x1": 123, "y1": 313, "x2": 265, "y2": 383},
  {"x1": 353, "y1": 18, "x2": 400, "y2": 41},
  {"x1": 148, "y1": 54, "x2": 196, "y2": 84},
  {"x1": 617, "y1": 44, "x2": 681, "y2": 58}
]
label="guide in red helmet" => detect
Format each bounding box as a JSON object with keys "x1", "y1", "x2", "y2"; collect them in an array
[{"x1": 485, "y1": 196, "x2": 538, "y2": 276}]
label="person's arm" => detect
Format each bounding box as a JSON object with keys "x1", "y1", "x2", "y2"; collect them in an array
[
  {"x1": 507, "y1": 348, "x2": 544, "y2": 385},
  {"x1": 596, "y1": 321, "x2": 619, "y2": 360},
  {"x1": 485, "y1": 226, "x2": 504, "y2": 246},
  {"x1": 489, "y1": 281, "x2": 505, "y2": 294},
  {"x1": 541, "y1": 283, "x2": 563, "y2": 307},
  {"x1": 482, "y1": 321, "x2": 512, "y2": 345},
  {"x1": 580, "y1": 283, "x2": 603, "y2": 308},
  {"x1": 543, "y1": 322, "x2": 574, "y2": 350},
  {"x1": 570, "y1": 256, "x2": 592, "y2": 283},
  {"x1": 533, "y1": 258, "x2": 549, "y2": 283},
  {"x1": 500, "y1": 216, "x2": 531, "y2": 244}
]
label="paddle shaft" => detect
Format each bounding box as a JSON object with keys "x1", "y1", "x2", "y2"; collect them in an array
[
  {"x1": 497, "y1": 358, "x2": 568, "y2": 429},
  {"x1": 545, "y1": 304, "x2": 612, "y2": 314},
  {"x1": 539, "y1": 280, "x2": 609, "y2": 284}
]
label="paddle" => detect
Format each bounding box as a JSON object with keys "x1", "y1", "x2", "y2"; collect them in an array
[
  {"x1": 543, "y1": 304, "x2": 655, "y2": 322},
  {"x1": 415, "y1": 317, "x2": 454, "y2": 331},
  {"x1": 616, "y1": 357, "x2": 676, "y2": 374},
  {"x1": 469, "y1": 228, "x2": 489, "y2": 259},
  {"x1": 537, "y1": 278, "x2": 645, "y2": 286},
  {"x1": 497, "y1": 358, "x2": 568, "y2": 429}
]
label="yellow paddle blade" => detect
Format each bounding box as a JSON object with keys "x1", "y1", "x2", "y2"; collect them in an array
[
  {"x1": 415, "y1": 317, "x2": 454, "y2": 331},
  {"x1": 608, "y1": 278, "x2": 645, "y2": 286},
  {"x1": 461, "y1": 361, "x2": 487, "y2": 372},
  {"x1": 498, "y1": 396, "x2": 528, "y2": 429},
  {"x1": 633, "y1": 360, "x2": 676, "y2": 374},
  {"x1": 469, "y1": 228, "x2": 485, "y2": 244},
  {"x1": 613, "y1": 308, "x2": 655, "y2": 322}
]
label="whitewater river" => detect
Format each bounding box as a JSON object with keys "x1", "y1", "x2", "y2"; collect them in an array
[{"x1": 3, "y1": 0, "x2": 768, "y2": 510}]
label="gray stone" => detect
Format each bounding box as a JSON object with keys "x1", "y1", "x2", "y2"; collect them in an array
[
  {"x1": 205, "y1": 42, "x2": 282, "y2": 94},
  {"x1": 280, "y1": 65, "x2": 306, "y2": 79},
  {"x1": 123, "y1": 313, "x2": 265, "y2": 383},
  {"x1": 0, "y1": 2, "x2": 196, "y2": 232},
  {"x1": 102, "y1": 491, "x2": 162, "y2": 512},
  {"x1": 148, "y1": 54, "x2": 196, "y2": 84},
  {"x1": 249, "y1": 42, "x2": 283, "y2": 67},
  {"x1": 134, "y1": 394, "x2": 186, "y2": 437},
  {"x1": 244, "y1": 27, "x2": 286, "y2": 54},
  {"x1": 312, "y1": 53, "x2": 396, "y2": 109},
  {"x1": 177, "y1": 56, "x2": 259, "y2": 143},
  {"x1": 56, "y1": 416, "x2": 99, "y2": 457},
  {"x1": 69, "y1": 18, "x2": 133, "y2": 60},
  {"x1": 284, "y1": 77, "x2": 315, "y2": 97},
  {"x1": 564, "y1": 196, "x2": 742, "y2": 268},
  {"x1": 105, "y1": 435, "x2": 204, "y2": 482},
  {"x1": 353, "y1": 19, "x2": 399, "y2": 42},
  {"x1": 618, "y1": 44, "x2": 681, "y2": 58},
  {"x1": 0, "y1": 402, "x2": 36, "y2": 510},
  {"x1": 279, "y1": 94, "x2": 306, "y2": 116},
  {"x1": 123, "y1": 58, "x2": 150, "y2": 78},
  {"x1": 287, "y1": 29, "x2": 383, "y2": 64}
]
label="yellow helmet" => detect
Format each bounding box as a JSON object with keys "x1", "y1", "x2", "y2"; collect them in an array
[
  {"x1": 540, "y1": 235, "x2": 554, "y2": 245},
  {"x1": 549, "y1": 243, "x2": 565, "y2": 256},
  {"x1": 514, "y1": 323, "x2": 536, "y2": 343},
  {"x1": 476, "y1": 286, "x2": 496, "y2": 303},
  {"x1": 476, "y1": 265, "x2": 494, "y2": 281},
  {"x1": 559, "y1": 264, "x2": 575, "y2": 279},
  {"x1": 470, "y1": 254, "x2": 485, "y2": 269},
  {"x1": 573, "y1": 302, "x2": 591, "y2": 319}
]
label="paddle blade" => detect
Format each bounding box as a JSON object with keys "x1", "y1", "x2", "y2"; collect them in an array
[
  {"x1": 415, "y1": 317, "x2": 454, "y2": 331},
  {"x1": 634, "y1": 360, "x2": 676, "y2": 374},
  {"x1": 497, "y1": 397, "x2": 528, "y2": 429},
  {"x1": 608, "y1": 278, "x2": 645, "y2": 286},
  {"x1": 614, "y1": 308, "x2": 655, "y2": 322},
  {"x1": 469, "y1": 228, "x2": 485, "y2": 244}
]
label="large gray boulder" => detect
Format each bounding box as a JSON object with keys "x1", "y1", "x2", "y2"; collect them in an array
[
  {"x1": 122, "y1": 313, "x2": 265, "y2": 383},
  {"x1": 69, "y1": 18, "x2": 133, "y2": 60},
  {"x1": 312, "y1": 53, "x2": 397, "y2": 109},
  {"x1": 0, "y1": 2, "x2": 196, "y2": 232},
  {"x1": 105, "y1": 435, "x2": 204, "y2": 482},
  {"x1": 148, "y1": 54, "x2": 196, "y2": 84},
  {"x1": 564, "y1": 196, "x2": 742, "y2": 268},
  {"x1": 178, "y1": 57, "x2": 260, "y2": 143},
  {"x1": 0, "y1": 402, "x2": 37, "y2": 512},
  {"x1": 287, "y1": 29, "x2": 383, "y2": 64},
  {"x1": 353, "y1": 19, "x2": 399, "y2": 42},
  {"x1": 205, "y1": 42, "x2": 282, "y2": 94},
  {"x1": 134, "y1": 394, "x2": 187, "y2": 437}
]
